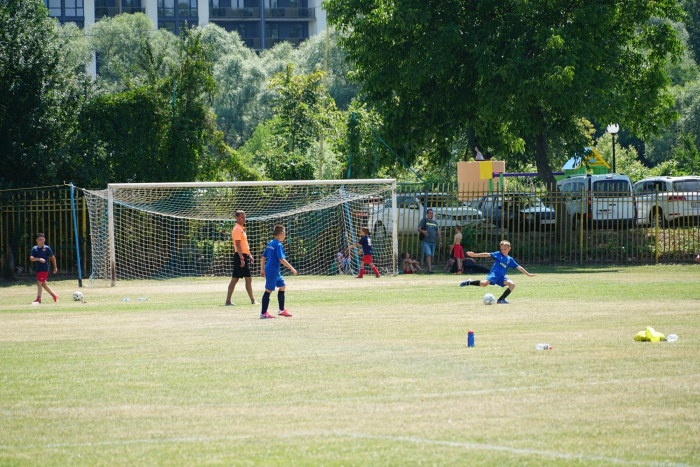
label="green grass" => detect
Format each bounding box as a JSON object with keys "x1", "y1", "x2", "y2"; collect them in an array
[{"x1": 1, "y1": 265, "x2": 700, "y2": 465}]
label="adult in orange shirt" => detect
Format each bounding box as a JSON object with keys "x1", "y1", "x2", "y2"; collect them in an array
[{"x1": 225, "y1": 210, "x2": 258, "y2": 306}]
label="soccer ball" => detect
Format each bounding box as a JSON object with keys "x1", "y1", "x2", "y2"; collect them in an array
[
  {"x1": 483, "y1": 293, "x2": 496, "y2": 305},
  {"x1": 73, "y1": 291, "x2": 83, "y2": 301}
]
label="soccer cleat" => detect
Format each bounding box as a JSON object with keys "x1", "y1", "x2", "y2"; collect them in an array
[
  {"x1": 497, "y1": 299, "x2": 510, "y2": 304},
  {"x1": 278, "y1": 310, "x2": 292, "y2": 317},
  {"x1": 53, "y1": 295, "x2": 59, "y2": 303},
  {"x1": 375, "y1": 274, "x2": 381, "y2": 278},
  {"x1": 260, "y1": 312, "x2": 276, "y2": 319},
  {"x1": 251, "y1": 300, "x2": 260, "y2": 305},
  {"x1": 454, "y1": 271, "x2": 462, "y2": 275},
  {"x1": 459, "y1": 279, "x2": 471, "y2": 287},
  {"x1": 31, "y1": 300, "x2": 41, "y2": 305},
  {"x1": 355, "y1": 275, "x2": 363, "y2": 279},
  {"x1": 224, "y1": 302, "x2": 236, "y2": 306}
]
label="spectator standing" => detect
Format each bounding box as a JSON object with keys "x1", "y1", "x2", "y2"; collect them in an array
[{"x1": 418, "y1": 208, "x2": 441, "y2": 274}]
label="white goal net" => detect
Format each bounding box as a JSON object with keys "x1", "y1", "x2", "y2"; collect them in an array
[{"x1": 83, "y1": 180, "x2": 397, "y2": 285}]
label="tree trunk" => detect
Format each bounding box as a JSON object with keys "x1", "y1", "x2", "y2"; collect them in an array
[{"x1": 534, "y1": 128, "x2": 556, "y2": 190}]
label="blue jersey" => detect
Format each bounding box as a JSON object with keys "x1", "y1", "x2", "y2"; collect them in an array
[
  {"x1": 359, "y1": 235, "x2": 372, "y2": 256},
  {"x1": 262, "y1": 238, "x2": 285, "y2": 273},
  {"x1": 488, "y1": 251, "x2": 519, "y2": 280},
  {"x1": 31, "y1": 245, "x2": 54, "y2": 272}
]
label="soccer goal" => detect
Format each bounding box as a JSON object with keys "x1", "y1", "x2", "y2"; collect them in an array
[{"x1": 83, "y1": 180, "x2": 398, "y2": 285}]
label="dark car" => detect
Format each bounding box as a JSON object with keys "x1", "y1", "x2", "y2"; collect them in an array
[{"x1": 477, "y1": 193, "x2": 556, "y2": 230}]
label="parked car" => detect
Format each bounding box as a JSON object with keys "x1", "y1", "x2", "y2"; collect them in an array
[
  {"x1": 634, "y1": 176, "x2": 700, "y2": 227},
  {"x1": 476, "y1": 193, "x2": 556, "y2": 230},
  {"x1": 557, "y1": 174, "x2": 636, "y2": 229},
  {"x1": 367, "y1": 193, "x2": 483, "y2": 236}
]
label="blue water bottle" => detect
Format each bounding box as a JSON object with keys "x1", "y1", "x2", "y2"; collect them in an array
[{"x1": 468, "y1": 330, "x2": 474, "y2": 347}]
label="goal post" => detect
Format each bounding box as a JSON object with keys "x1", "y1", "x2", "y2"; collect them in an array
[{"x1": 83, "y1": 179, "x2": 398, "y2": 285}]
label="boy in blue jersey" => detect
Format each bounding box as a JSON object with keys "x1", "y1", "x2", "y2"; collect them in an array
[
  {"x1": 349, "y1": 227, "x2": 380, "y2": 278},
  {"x1": 259, "y1": 225, "x2": 297, "y2": 319},
  {"x1": 29, "y1": 233, "x2": 58, "y2": 304},
  {"x1": 459, "y1": 240, "x2": 536, "y2": 304}
]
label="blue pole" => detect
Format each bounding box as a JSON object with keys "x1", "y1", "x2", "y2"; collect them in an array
[{"x1": 70, "y1": 183, "x2": 83, "y2": 287}]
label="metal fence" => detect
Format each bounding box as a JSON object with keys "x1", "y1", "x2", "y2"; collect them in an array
[
  {"x1": 393, "y1": 183, "x2": 700, "y2": 267},
  {"x1": 0, "y1": 186, "x2": 89, "y2": 279},
  {"x1": 2, "y1": 183, "x2": 698, "y2": 280}
]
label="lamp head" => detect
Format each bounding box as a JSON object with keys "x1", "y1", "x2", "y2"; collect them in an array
[{"x1": 606, "y1": 124, "x2": 620, "y2": 135}]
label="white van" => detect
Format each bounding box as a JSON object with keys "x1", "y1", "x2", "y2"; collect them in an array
[
  {"x1": 633, "y1": 176, "x2": 700, "y2": 226},
  {"x1": 557, "y1": 174, "x2": 636, "y2": 229}
]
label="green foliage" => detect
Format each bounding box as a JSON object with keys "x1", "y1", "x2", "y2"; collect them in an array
[
  {"x1": 74, "y1": 26, "x2": 224, "y2": 185},
  {"x1": 671, "y1": 133, "x2": 700, "y2": 175},
  {"x1": 88, "y1": 13, "x2": 179, "y2": 91},
  {"x1": 326, "y1": 0, "x2": 685, "y2": 185},
  {"x1": 0, "y1": 0, "x2": 92, "y2": 188},
  {"x1": 682, "y1": 0, "x2": 700, "y2": 64}
]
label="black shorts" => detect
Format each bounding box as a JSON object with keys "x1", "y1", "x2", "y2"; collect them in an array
[{"x1": 232, "y1": 252, "x2": 252, "y2": 278}]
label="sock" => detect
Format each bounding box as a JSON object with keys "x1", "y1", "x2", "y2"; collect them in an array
[
  {"x1": 371, "y1": 265, "x2": 380, "y2": 276},
  {"x1": 261, "y1": 291, "x2": 271, "y2": 314},
  {"x1": 278, "y1": 291, "x2": 285, "y2": 311},
  {"x1": 357, "y1": 268, "x2": 364, "y2": 278},
  {"x1": 499, "y1": 289, "x2": 512, "y2": 301},
  {"x1": 469, "y1": 280, "x2": 481, "y2": 286}
]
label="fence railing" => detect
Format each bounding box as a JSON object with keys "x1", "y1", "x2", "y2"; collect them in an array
[
  {"x1": 391, "y1": 183, "x2": 700, "y2": 267},
  {"x1": 2, "y1": 183, "x2": 699, "y2": 280},
  {"x1": 0, "y1": 186, "x2": 89, "y2": 279}
]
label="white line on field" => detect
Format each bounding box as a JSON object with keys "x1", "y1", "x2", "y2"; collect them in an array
[
  {"x1": 332, "y1": 432, "x2": 695, "y2": 467},
  {"x1": 0, "y1": 432, "x2": 694, "y2": 466}
]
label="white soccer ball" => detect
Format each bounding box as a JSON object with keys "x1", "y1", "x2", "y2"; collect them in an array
[
  {"x1": 483, "y1": 293, "x2": 496, "y2": 305},
  {"x1": 73, "y1": 291, "x2": 83, "y2": 301}
]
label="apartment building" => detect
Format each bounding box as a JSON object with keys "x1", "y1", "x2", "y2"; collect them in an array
[{"x1": 45, "y1": 0, "x2": 327, "y2": 51}]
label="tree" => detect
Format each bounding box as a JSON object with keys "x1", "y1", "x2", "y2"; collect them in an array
[
  {"x1": 88, "y1": 13, "x2": 179, "y2": 91},
  {"x1": 0, "y1": 0, "x2": 92, "y2": 188},
  {"x1": 326, "y1": 0, "x2": 684, "y2": 186}
]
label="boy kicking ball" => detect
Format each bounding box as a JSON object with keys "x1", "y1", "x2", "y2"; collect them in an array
[
  {"x1": 459, "y1": 240, "x2": 536, "y2": 304},
  {"x1": 260, "y1": 225, "x2": 297, "y2": 319}
]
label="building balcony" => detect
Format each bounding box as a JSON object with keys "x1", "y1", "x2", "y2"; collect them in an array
[
  {"x1": 264, "y1": 7, "x2": 314, "y2": 20},
  {"x1": 158, "y1": 7, "x2": 198, "y2": 17},
  {"x1": 242, "y1": 37, "x2": 262, "y2": 50},
  {"x1": 95, "y1": 6, "x2": 145, "y2": 18},
  {"x1": 209, "y1": 7, "x2": 260, "y2": 19},
  {"x1": 267, "y1": 37, "x2": 303, "y2": 47}
]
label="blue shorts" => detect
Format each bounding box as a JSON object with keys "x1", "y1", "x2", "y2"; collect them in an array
[
  {"x1": 422, "y1": 242, "x2": 436, "y2": 257},
  {"x1": 485, "y1": 273, "x2": 507, "y2": 287},
  {"x1": 265, "y1": 272, "x2": 286, "y2": 291}
]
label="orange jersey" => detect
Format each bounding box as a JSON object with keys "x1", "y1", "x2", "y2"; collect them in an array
[{"x1": 231, "y1": 223, "x2": 250, "y2": 255}]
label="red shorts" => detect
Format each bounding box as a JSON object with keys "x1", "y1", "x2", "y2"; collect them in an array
[
  {"x1": 403, "y1": 269, "x2": 413, "y2": 274},
  {"x1": 362, "y1": 254, "x2": 373, "y2": 264},
  {"x1": 36, "y1": 271, "x2": 48, "y2": 282},
  {"x1": 453, "y1": 245, "x2": 465, "y2": 259}
]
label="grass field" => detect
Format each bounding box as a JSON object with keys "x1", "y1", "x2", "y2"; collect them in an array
[{"x1": 1, "y1": 265, "x2": 700, "y2": 466}]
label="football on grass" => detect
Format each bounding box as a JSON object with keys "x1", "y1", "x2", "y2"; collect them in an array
[
  {"x1": 483, "y1": 293, "x2": 496, "y2": 305},
  {"x1": 73, "y1": 291, "x2": 83, "y2": 301}
]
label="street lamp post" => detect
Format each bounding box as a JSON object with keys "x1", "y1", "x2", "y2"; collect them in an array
[{"x1": 607, "y1": 124, "x2": 620, "y2": 173}]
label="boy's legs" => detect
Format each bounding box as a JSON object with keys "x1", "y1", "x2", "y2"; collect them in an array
[
  {"x1": 356, "y1": 261, "x2": 365, "y2": 278},
  {"x1": 261, "y1": 288, "x2": 275, "y2": 318},
  {"x1": 498, "y1": 280, "x2": 515, "y2": 303},
  {"x1": 457, "y1": 258, "x2": 463, "y2": 272},
  {"x1": 42, "y1": 281, "x2": 56, "y2": 299},
  {"x1": 368, "y1": 261, "x2": 380, "y2": 277},
  {"x1": 277, "y1": 285, "x2": 291, "y2": 316},
  {"x1": 35, "y1": 280, "x2": 43, "y2": 302}
]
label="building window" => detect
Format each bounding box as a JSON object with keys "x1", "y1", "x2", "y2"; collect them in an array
[
  {"x1": 47, "y1": 0, "x2": 61, "y2": 16},
  {"x1": 265, "y1": 23, "x2": 279, "y2": 39},
  {"x1": 289, "y1": 24, "x2": 300, "y2": 38},
  {"x1": 159, "y1": 21, "x2": 176, "y2": 33}
]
